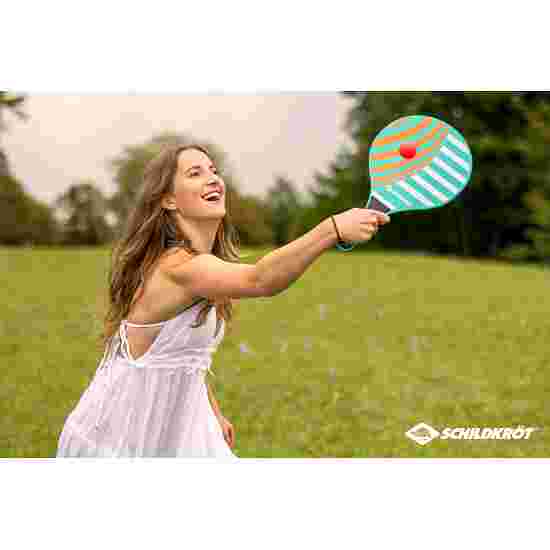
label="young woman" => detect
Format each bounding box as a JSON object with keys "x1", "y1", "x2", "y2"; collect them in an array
[{"x1": 55, "y1": 143, "x2": 389, "y2": 458}]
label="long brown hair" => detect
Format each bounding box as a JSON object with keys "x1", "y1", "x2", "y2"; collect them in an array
[{"x1": 99, "y1": 143, "x2": 241, "y2": 353}]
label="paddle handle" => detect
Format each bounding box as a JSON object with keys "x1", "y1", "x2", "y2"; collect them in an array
[{"x1": 335, "y1": 196, "x2": 388, "y2": 252}]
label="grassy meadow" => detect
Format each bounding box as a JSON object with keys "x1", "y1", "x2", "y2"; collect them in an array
[{"x1": 1, "y1": 244, "x2": 549, "y2": 458}]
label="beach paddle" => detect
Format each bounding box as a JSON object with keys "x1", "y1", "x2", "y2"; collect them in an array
[{"x1": 335, "y1": 114, "x2": 473, "y2": 251}]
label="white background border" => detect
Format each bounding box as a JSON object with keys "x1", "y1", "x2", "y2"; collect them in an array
[{"x1": 2, "y1": 1, "x2": 549, "y2": 548}]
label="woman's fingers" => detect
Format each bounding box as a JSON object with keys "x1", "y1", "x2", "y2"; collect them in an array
[
  {"x1": 363, "y1": 216, "x2": 380, "y2": 226},
  {"x1": 365, "y1": 211, "x2": 390, "y2": 225},
  {"x1": 224, "y1": 422, "x2": 235, "y2": 447}
]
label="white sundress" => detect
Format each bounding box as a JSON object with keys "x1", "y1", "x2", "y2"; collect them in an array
[{"x1": 56, "y1": 298, "x2": 238, "y2": 459}]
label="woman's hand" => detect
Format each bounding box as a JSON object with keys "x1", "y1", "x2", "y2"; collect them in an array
[
  {"x1": 332, "y1": 208, "x2": 390, "y2": 244},
  {"x1": 216, "y1": 414, "x2": 235, "y2": 448}
]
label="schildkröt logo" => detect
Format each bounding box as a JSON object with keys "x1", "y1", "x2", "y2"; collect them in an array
[
  {"x1": 405, "y1": 423, "x2": 539, "y2": 446},
  {"x1": 405, "y1": 423, "x2": 440, "y2": 446}
]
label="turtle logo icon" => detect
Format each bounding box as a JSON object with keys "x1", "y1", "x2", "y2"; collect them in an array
[{"x1": 405, "y1": 423, "x2": 440, "y2": 446}]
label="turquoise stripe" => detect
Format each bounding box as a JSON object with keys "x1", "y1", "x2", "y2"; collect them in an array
[
  {"x1": 448, "y1": 127, "x2": 467, "y2": 146},
  {"x1": 418, "y1": 169, "x2": 456, "y2": 200},
  {"x1": 382, "y1": 188, "x2": 410, "y2": 210},
  {"x1": 370, "y1": 118, "x2": 439, "y2": 154},
  {"x1": 447, "y1": 128, "x2": 474, "y2": 169},
  {"x1": 430, "y1": 161, "x2": 467, "y2": 191},
  {"x1": 437, "y1": 150, "x2": 470, "y2": 179},
  {"x1": 374, "y1": 188, "x2": 404, "y2": 211},
  {"x1": 443, "y1": 136, "x2": 472, "y2": 164},
  {"x1": 388, "y1": 183, "x2": 431, "y2": 210},
  {"x1": 403, "y1": 176, "x2": 444, "y2": 206}
]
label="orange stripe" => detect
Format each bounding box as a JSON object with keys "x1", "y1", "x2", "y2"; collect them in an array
[
  {"x1": 370, "y1": 148, "x2": 401, "y2": 161},
  {"x1": 371, "y1": 126, "x2": 448, "y2": 174},
  {"x1": 370, "y1": 122, "x2": 445, "y2": 161},
  {"x1": 373, "y1": 117, "x2": 432, "y2": 147}
]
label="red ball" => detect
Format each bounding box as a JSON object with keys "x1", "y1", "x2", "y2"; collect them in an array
[{"x1": 399, "y1": 143, "x2": 417, "y2": 159}]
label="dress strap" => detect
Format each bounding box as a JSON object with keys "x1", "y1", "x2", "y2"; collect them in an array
[
  {"x1": 119, "y1": 321, "x2": 134, "y2": 362},
  {"x1": 123, "y1": 319, "x2": 168, "y2": 327}
]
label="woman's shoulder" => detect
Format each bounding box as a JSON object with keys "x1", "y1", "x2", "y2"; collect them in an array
[{"x1": 130, "y1": 251, "x2": 204, "y2": 321}]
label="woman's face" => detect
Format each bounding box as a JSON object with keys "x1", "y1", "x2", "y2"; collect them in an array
[{"x1": 169, "y1": 148, "x2": 226, "y2": 219}]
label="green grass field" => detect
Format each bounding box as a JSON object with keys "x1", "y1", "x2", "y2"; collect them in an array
[{"x1": 1, "y1": 245, "x2": 548, "y2": 457}]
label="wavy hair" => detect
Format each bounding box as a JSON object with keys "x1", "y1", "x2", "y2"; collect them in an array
[{"x1": 99, "y1": 143, "x2": 241, "y2": 354}]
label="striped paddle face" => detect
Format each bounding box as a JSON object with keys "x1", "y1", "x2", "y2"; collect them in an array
[
  {"x1": 366, "y1": 115, "x2": 473, "y2": 214},
  {"x1": 335, "y1": 114, "x2": 473, "y2": 250}
]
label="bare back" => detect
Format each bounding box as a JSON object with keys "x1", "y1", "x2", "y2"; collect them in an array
[{"x1": 123, "y1": 249, "x2": 204, "y2": 361}]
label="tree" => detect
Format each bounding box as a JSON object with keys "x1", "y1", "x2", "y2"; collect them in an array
[
  {"x1": 0, "y1": 91, "x2": 28, "y2": 178},
  {"x1": 228, "y1": 191, "x2": 274, "y2": 246},
  {"x1": 1, "y1": 91, "x2": 27, "y2": 178},
  {"x1": 266, "y1": 175, "x2": 303, "y2": 245},
  {"x1": 0, "y1": 173, "x2": 59, "y2": 245},
  {"x1": 0, "y1": 92, "x2": 62, "y2": 245},
  {"x1": 54, "y1": 180, "x2": 114, "y2": 245},
  {"x1": 0, "y1": 92, "x2": 28, "y2": 132}
]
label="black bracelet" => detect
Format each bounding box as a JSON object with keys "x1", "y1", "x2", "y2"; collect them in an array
[{"x1": 330, "y1": 216, "x2": 346, "y2": 244}]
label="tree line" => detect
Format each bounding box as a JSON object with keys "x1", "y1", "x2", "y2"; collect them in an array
[{"x1": 2, "y1": 92, "x2": 550, "y2": 263}]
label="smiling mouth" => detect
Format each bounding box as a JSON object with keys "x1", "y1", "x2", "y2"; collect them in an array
[{"x1": 202, "y1": 192, "x2": 224, "y2": 204}]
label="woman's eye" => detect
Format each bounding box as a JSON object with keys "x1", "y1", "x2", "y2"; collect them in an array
[{"x1": 188, "y1": 168, "x2": 219, "y2": 177}]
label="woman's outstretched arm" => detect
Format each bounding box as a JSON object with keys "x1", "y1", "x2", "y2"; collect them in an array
[{"x1": 255, "y1": 218, "x2": 337, "y2": 297}]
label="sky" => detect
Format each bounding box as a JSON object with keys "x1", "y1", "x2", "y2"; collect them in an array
[{"x1": 2, "y1": 93, "x2": 356, "y2": 207}]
